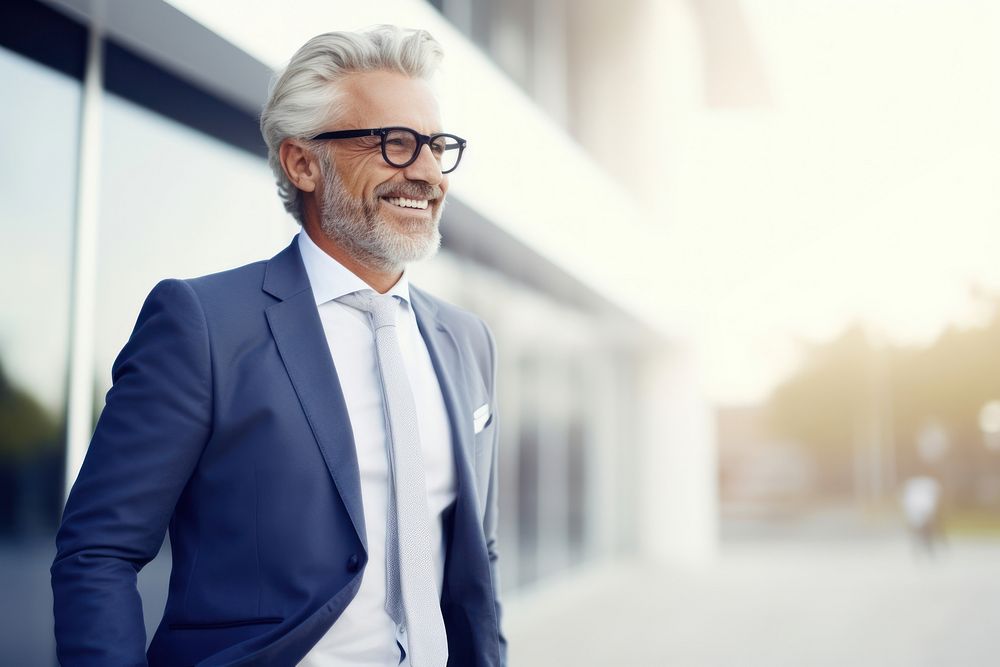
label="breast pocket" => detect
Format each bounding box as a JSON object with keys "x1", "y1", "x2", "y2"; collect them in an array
[{"x1": 473, "y1": 402, "x2": 492, "y2": 435}]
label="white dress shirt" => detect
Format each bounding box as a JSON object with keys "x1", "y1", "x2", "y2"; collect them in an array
[{"x1": 296, "y1": 232, "x2": 456, "y2": 667}]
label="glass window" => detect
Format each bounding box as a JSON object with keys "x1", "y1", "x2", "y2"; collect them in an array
[
  {"x1": 94, "y1": 91, "x2": 297, "y2": 401},
  {"x1": 567, "y1": 360, "x2": 588, "y2": 564},
  {"x1": 516, "y1": 356, "x2": 541, "y2": 587},
  {"x1": 0, "y1": 44, "x2": 80, "y2": 667}
]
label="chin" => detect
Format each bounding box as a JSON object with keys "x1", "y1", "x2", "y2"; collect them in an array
[{"x1": 362, "y1": 227, "x2": 440, "y2": 271}]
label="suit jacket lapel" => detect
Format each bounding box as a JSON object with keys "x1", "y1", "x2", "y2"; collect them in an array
[
  {"x1": 262, "y1": 237, "x2": 367, "y2": 550},
  {"x1": 410, "y1": 288, "x2": 478, "y2": 515},
  {"x1": 411, "y1": 288, "x2": 499, "y2": 664}
]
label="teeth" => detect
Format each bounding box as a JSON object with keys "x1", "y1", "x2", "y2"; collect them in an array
[{"x1": 385, "y1": 196, "x2": 428, "y2": 210}]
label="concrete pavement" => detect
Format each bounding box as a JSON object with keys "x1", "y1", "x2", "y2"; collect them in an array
[{"x1": 504, "y1": 538, "x2": 1000, "y2": 666}]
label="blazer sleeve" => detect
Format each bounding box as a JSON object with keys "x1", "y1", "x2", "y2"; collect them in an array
[
  {"x1": 51, "y1": 278, "x2": 213, "y2": 666},
  {"x1": 479, "y1": 319, "x2": 508, "y2": 666}
]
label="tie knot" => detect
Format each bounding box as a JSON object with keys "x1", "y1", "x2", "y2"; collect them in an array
[{"x1": 339, "y1": 290, "x2": 399, "y2": 329}]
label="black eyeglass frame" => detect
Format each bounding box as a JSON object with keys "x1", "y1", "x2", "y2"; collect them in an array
[{"x1": 309, "y1": 126, "x2": 468, "y2": 174}]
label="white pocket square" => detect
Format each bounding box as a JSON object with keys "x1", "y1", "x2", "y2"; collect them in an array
[{"x1": 473, "y1": 403, "x2": 491, "y2": 434}]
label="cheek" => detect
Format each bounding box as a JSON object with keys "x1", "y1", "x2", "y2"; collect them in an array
[{"x1": 337, "y1": 155, "x2": 391, "y2": 199}]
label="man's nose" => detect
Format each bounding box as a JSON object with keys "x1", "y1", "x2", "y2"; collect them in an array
[{"x1": 402, "y1": 143, "x2": 444, "y2": 186}]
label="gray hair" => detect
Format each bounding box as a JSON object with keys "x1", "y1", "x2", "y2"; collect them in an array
[{"x1": 260, "y1": 26, "x2": 444, "y2": 224}]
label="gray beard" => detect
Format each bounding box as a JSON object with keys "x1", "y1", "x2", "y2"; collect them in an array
[{"x1": 317, "y1": 163, "x2": 442, "y2": 274}]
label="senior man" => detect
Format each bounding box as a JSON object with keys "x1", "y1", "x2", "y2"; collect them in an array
[{"x1": 52, "y1": 26, "x2": 505, "y2": 667}]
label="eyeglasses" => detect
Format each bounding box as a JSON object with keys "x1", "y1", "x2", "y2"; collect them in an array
[{"x1": 309, "y1": 126, "x2": 467, "y2": 174}]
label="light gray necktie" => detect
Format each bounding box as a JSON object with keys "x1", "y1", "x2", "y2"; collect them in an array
[{"x1": 339, "y1": 290, "x2": 448, "y2": 667}]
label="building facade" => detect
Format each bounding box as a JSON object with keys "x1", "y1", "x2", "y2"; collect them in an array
[{"x1": 0, "y1": 0, "x2": 716, "y2": 662}]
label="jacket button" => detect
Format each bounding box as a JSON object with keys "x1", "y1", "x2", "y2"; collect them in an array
[{"x1": 346, "y1": 554, "x2": 361, "y2": 572}]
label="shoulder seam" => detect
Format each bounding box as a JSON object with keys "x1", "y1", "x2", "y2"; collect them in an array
[{"x1": 175, "y1": 279, "x2": 216, "y2": 429}]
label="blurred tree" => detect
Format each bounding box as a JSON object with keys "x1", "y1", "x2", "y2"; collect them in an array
[
  {"x1": 892, "y1": 297, "x2": 1000, "y2": 504},
  {"x1": 894, "y1": 308, "x2": 1000, "y2": 444},
  {"x1": 767, "y1": 295, "x2": 1000, "y2": 504},
  {"x1": 0, "y1": 359, "x2": 58, "y2": 460},
  {"x1": 766, "y1": 324, "x2": 872, "y2": 493},
  {"x1": 0, "y1": 358, "x2": 63, "y2": 535}
]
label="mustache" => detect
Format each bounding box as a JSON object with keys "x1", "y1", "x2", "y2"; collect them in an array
[{"x1": 373, "y1": 181, "x2": 443, "y2": 201}]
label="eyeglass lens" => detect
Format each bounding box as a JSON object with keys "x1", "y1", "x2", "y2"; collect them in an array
[{"x1": 383, "y1": 129, "x2": 462, "y2": 172}]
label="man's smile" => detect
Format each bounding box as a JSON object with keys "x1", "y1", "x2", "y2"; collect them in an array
[{"x1": 381, "y1": 195, "x2": 430, "y2": 210}]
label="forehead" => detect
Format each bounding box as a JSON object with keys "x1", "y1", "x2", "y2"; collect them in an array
[{"x1": 336, "y1": 70, "x2": 442, "y2": 132}]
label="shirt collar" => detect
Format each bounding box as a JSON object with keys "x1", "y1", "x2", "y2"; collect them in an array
[{"x1": 297, "y1": 231, "x2": 411, "y2": 306}]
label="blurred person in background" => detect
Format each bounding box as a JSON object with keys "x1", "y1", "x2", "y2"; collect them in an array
[
  {"x1": 901, "y1": 473, "x2": 944, "y2": 558},
  {"x1": 51, "y1": 26, "x2": 504, "y2": 667}
]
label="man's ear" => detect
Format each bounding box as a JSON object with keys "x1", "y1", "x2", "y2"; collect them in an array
[{"x1": 279, "y1": 139, "x2": 322, "y2": 193}]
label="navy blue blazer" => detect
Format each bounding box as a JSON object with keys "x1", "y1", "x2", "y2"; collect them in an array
[{"x1": 52, "y1": 237, "x2": 506, "y2": 666}]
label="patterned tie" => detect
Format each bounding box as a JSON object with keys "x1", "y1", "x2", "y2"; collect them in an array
[{"x1": 338, "y1": 290, "x2": 448, "y2": 667}]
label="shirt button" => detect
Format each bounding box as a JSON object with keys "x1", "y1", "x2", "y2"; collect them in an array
[{"x1": 346, "y1": 554, "x2": 361, "y2": 572}]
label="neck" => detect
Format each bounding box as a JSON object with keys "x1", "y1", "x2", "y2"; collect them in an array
[{"x1": 301, "y1": 222, "x2": 402, "y2": 294}]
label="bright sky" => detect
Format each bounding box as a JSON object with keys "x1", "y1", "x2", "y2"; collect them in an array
[{"x1": 657, "y1": 0, "x2": 1000, "y2": 405}]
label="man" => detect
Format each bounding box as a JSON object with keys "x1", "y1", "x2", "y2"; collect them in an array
[{"x1": 52, "y1": 26, "x2": 505, "y2": 667}]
